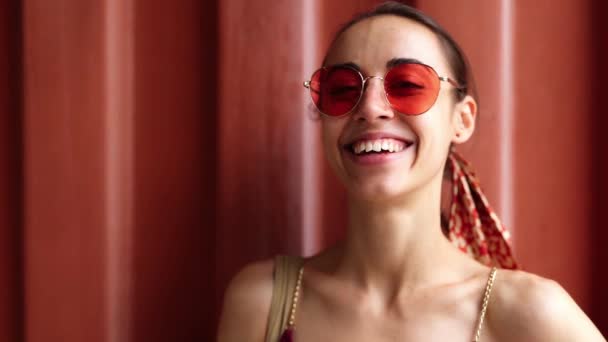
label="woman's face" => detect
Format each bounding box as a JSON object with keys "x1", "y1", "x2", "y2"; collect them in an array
[{"x1": 321, "y1": 15, "x2": 471, "y2": 201}]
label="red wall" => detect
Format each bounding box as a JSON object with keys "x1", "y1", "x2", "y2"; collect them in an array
[
  {"x1": 591, "y1": 0, "x2": 608, "y2": 331},
  {"x1": 132, "y1": 1, "x2": 209, "y2": 341},
  {"x1": 0, "y1": 0, "x2": 605, "y2": 341},
  {"x1": 0, "y1": 0, "x2": 23, "y2": 341},
  {"x1": 512, "y1": 0, "x2": 594, "y2": 309}
]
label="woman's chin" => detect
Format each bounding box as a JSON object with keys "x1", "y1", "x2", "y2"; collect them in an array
[{"x1": 347, "y1": 180, "x2": 413, "y2": 203}]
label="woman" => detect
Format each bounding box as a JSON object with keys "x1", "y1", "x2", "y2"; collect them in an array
[{"x1": 217, "y1": 2, "x2": 606, "y2": 341}]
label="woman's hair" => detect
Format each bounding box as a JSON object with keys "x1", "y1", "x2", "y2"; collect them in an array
[{"x1": 324, "y1": 1, "x2": 477, "y2": 102}]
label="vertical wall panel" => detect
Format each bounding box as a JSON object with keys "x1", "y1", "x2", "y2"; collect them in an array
[
  {"x1": 104, "y1": 0, "x2": 135, "y2": 340},
  {"x1": 131, "y1": 0, "x2": 207, "y2": 341},
  {"x1": 200, "y1": 0, "x2": 219, "y2": 339},
  {"x1": 591, "y1": 0, "x2": 608, "y2": 333},
  {"x1": 0, "y1": 0, "x2": 23, "y2": 341},
  {"x1": 216, "y1": 0, "x2": 309, "y2": 310},
  {"x1": 513, "y1": 0, "x2": 593, "y2": 311},
  {"x1": 23, "y1": 0, "x2": 212, "y2": 340},
  {"x1": 23, "y1": 0, "x2": 109, "y2": 340}
]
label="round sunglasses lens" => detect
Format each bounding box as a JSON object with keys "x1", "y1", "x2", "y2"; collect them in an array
[
  {"x1": 384, "y1": 63, "x2": 440, "y2": 115},
  {"x1": 310, "y1": 67, "x2": 362, "y2": 116}
]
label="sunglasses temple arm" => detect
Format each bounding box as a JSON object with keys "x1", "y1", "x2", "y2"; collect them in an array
[{"x1": 439, "y1": 76, "x2": 465, "y2": 92}]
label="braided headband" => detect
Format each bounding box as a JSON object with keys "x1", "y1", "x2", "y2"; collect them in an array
[{"x1": 447, "y1": 149, "x2": 519, "y2": 270}]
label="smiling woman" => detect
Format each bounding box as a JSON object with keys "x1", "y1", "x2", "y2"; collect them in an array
[{"x1": 217, "y1": 2, "x2": 606, "y2": 342}]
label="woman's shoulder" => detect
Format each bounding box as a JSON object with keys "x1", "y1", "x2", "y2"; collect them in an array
[
  {"x1": 217, "y1": 257, "x2": 276, "y2": 341},
  {"x1": 488, "y1": 268, "x2": 605, "y2": 341}
]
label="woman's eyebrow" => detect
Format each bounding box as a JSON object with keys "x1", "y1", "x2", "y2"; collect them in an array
[
  {"x1": 326, "y1": 59, "x2": 425, "y2": 72},
  {"x1": 386, "y1": 57, "x2": 424, "y2": 68},
  {"x1": 328, "y1": 62, "x2": 361, "y2": 71}
]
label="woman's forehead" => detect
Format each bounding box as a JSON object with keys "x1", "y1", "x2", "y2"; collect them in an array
[{"x1": 325, "y1": 15, "x2": 449, "y2": 75}]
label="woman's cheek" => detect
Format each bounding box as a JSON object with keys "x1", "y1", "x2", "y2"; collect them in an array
[{"x1": 321, "y1": 123, "x2": 344, "y2": 175}]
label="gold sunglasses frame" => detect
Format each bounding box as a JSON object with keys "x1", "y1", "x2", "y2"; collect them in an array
[{"x1": 303, "y1": 62, "x2": 464, "y2": 117}]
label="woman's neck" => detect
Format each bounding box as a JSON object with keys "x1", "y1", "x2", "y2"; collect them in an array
[{"x1": 337, "y1": 178, "x2": 467, "y2": 297}]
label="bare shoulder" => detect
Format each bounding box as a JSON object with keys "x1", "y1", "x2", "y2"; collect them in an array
[
  {"x1": 487, "y1": 269, "x2": 605, "y2": 341},
  {"x1": 217, "y1": 258, "x2": 275, "y2": 342}
]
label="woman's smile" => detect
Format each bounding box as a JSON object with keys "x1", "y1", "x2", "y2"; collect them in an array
[{"x1": 341, "y1": 132, "x2": 415, "y2": 166}]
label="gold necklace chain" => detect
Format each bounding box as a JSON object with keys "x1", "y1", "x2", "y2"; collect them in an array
[
  {"x1": 287, "y1": 266, "x2": 304, "y2": 327},
  {"x1": 473, "y1": 267, "x2": 498, "y2": 342},
  {"x1": 287, "y1": 266, "x2": 497, "y2": 342}
]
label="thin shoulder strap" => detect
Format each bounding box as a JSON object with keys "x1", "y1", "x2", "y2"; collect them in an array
[
  {"x1": 472, "y1": 267, "x2": 498, "y2": 342},
  {"x1": 265, "y1": 255, "x2": 304, "y2": 342}
]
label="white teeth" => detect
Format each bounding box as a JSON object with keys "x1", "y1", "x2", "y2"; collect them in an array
[
  {"x1": 351, "y1": 138, "x2": 410, "y2": 155},
  {"x1": 354, "y1": 142, "x2": 364, "y2": 154}
]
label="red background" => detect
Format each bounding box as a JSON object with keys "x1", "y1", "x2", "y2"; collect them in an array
[{"x1": 0, "y1": 0, "x2": 606, "y2": 341}]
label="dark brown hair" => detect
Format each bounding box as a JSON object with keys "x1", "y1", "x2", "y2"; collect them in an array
[{"x1": 325, "y1": 1, "x2": 477, "y2": 102}]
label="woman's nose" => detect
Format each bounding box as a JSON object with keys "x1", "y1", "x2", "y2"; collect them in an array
[{"x1": 351, "y1": 77, "x2": 395, "y2": 122}]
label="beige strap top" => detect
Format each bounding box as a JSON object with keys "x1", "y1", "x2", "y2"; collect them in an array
[
  {"x1": 265, "y1": 255, "x2": 305, "y2": 342},
  {"x1": 264, "y1": 255, "x2": 498, "y2": 342}
]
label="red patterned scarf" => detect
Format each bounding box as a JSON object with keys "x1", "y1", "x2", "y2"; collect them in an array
[{"x1": 447, "y1": 149, "x2": 519, "y2": 269}]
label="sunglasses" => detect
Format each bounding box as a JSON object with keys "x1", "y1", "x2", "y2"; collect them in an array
[{"x1": 303, "y1": 62, "x2": 464, "y2": 117}]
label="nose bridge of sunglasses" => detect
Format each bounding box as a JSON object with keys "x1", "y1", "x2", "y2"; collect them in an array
[
  {"x1": 361, "y1": 76, "x2": 387, "y2": 99},
  {"x1": 362, "y1": 75, "x2": 385, "y2": 89},
  {"x1": 359, "y1": 75, "x2": 392, "y2": 110}
]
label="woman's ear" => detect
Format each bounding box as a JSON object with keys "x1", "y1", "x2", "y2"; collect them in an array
[{"x1": 451, "y1": 95, "x2": 477, "y2": 144}]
